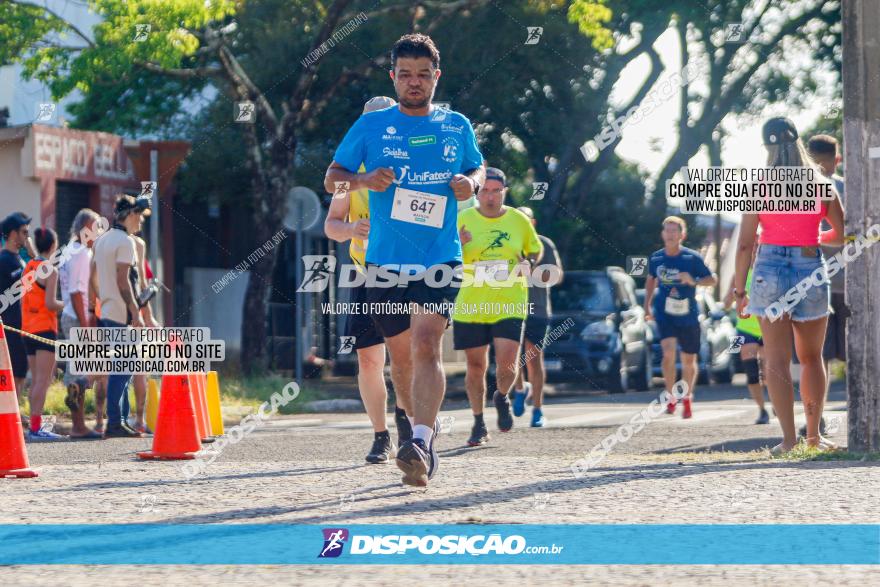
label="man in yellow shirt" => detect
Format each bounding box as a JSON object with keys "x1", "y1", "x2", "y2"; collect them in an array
[
  {"x1": 324, "y1": 96, "x2": 413, "y2": 464},
  {"x1": 455, "y1": 167, "x2": 542, "y2": 445}
]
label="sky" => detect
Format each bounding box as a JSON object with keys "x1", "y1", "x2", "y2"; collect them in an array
[{"x1": 608, "y1": 25, "x2": 836, "y2": 215}]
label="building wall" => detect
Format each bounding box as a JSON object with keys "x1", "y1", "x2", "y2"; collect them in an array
[{"x1": 0, "y1": 137, "x2": 41, "y2": 222}]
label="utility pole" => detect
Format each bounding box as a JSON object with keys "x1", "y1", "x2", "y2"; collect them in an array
[
  {"x1": 842, "y1": 0, "x2": 880, "y2": 452},
  {"x1": 709, "y1": 130, "x2": 723, "y2": 300}
]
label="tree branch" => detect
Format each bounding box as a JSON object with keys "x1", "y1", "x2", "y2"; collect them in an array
[
  {"x1": 653, "y1": 0, "x2": 830, "y2": 204},
  {"x1": 217, "y1": 45, "x2": 278, "y2": 133},
  {"x1": 677, "y1": 18, "x2": 690, "y2": 140},
  {"x1": 347, "y1": 0, "x2": 485, "y2": 23},
  {"x1": 289, "y1": 0, "x2": 353, "y2": 114},
  {"x1": 299, "y1": 58, "x2": 383, "y2": 129},
  {"x1": 567, "y1": 44, "x2": 665, "y2": 217},
  {"x1": 138, "y1": 61, "x2": 222, "y2": 79},
  {"x1": 712, "y1": 0, "x2": 828, "y2": 121},
  {"x1": 9, "y1": 0, "x2": 96, "y2": 49},
  {"x1": 544, "y1": 19, "x2": 668, "y2": 206}
]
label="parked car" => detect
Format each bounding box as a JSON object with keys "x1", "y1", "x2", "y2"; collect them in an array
[
  {"x1": 636, "y1": 288, "x2": 737, "y2": 385},
  {"x1": 545, "y1": 268, "x2": 653, "y2": 393}
]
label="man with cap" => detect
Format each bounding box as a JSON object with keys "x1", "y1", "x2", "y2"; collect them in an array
[
  {"x1": 89, "y1": 194, "x2": 151, "y2": 438},
  {"x1": 0, "y1": 212, "x2": 33, "y2": 405},
  {"x1": 454, "y1": 167, "x2": 542, "y2": 444},
  {"x1": 324, "y1": 96, "x2": 414, "y2": 465},
  {"x1": 510, "y1": 206, "x2": 563, "y2": 427}
]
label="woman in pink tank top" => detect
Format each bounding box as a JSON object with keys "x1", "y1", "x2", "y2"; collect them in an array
[{"x1": 733, "y1": 117, "x2": 844, "y2": 455}]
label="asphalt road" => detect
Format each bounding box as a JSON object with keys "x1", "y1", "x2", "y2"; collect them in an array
[{"x1": 2, "y1": 378, "x2": 876, "y2": 586}]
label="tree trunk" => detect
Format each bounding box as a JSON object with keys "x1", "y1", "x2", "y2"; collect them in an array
[
  {"x1": 842, "y1": 0, "x2": 880, "y2": 452},
  {"x1": 239, "y1": 138, "x2": 291, "y2": 373},
  {"x1": 239, "y1": 186, "x2": 286, "y2": 374}
]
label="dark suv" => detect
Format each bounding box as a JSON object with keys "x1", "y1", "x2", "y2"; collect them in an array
[{"x1": 544, "y1": 268, "x2": 652, "y2": 393}]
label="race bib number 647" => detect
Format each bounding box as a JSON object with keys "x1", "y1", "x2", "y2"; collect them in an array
[{"x1": 391, "y1": 187, "x2": 447, "y2": 228}]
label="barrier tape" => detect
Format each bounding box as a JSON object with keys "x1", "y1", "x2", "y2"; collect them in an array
[
  {"x1": 0, "y1": 324, "x2": 57, "y2": 347},
  {"x1": 843, "y1": 233, "x2": 880, "y2": 244}
]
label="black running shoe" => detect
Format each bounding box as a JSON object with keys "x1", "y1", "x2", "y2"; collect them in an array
[
  {"x1": 104, "y1": 422, "x2": 143, "y2": 438},
  {"x1": 755, "y1": 408, "x2": 770, "y2": 425},
  {"x1": 467, "y1": 419, "x2": 490, "y2": 446},
  {"x1": 366, "y1": 433, "x2": 395, "y2": 464},
  {"x1": 396, "y1": 439, "x2": 432, "y2": 487},
  {"x1": 395, "y1": 406, "x2": 412, "y2": 445},
  {"x1": 494, "y1": 391, "x2": 514, "y2": 432}
]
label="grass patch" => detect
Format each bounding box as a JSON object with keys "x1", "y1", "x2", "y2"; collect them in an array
[
  {"x1": 215, "y1": 374, "x2": 324, "y2": 415},
  {"x1": 638, "y1": 450, "x2": 770, "y2": 465},
  {"x1": 776, "y1": 443, "x2": 880, "y2": 462},
  {"x1": 20, "y1": 374, "x2": 326, "y2": 418}
]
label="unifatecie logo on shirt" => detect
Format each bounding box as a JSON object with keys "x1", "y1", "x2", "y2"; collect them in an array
[{"x1": 394, "y1": 166, "x2": 452, "y2": 186}]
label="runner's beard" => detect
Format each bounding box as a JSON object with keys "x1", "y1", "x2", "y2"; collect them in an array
[{"x1": 398, "y1": 89, "x2": 433, "y2": 109}]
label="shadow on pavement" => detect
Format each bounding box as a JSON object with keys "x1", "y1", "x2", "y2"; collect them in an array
[
  {"x1": 437, "y1": 445, "x2": 497, "y2": 457},
  {"x1": 152, "y1": 457, "x2": 870, "y2": 525},
  {"x1": 653, "y1": 437, "x2": 784, "y2": 453},
  {"x1": 38, "y1": 464, "x2": 364, "y2": 492}
]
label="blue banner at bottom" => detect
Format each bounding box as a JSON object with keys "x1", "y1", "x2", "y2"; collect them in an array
[{"x1": 0, "y1": 524, "x2": 877, "y2": 564}]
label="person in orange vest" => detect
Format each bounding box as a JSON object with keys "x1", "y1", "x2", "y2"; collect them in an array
[{"x1": 22, "y1": 227, "x2": 67, "y2": 441}]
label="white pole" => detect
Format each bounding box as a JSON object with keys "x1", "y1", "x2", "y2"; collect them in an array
[
  {"x1": 295, "y1": 199, "x2": 304, "y2": 387},
  {"x1": 149, "y1": 149, "x2": 164, "y2": 324}
]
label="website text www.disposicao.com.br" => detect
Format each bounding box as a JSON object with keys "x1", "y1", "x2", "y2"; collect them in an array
[{"x1": 318, "y1": 529, "x2": 563, "y2": 560}]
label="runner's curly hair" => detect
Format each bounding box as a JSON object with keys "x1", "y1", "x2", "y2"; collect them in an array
[{"x1": 391, "y1": 33, "x2": 440, "y2": 69}]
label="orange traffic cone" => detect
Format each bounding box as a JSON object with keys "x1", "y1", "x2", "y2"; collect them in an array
[
  {"x1": 205, "y1": 371, "x2": 224, "y2": 436},
  {"x1": 0, "y1": 320, "x2": 37, "y2": 478},
  {"x1": 188, "y1": 373, "x2": 213, "y2": 443},
  {"x1": 138, "y1": 374, "x2": 202, "y2": 460},
  {"x1": 198, "y1": 372, "x2": 214, "y2": 435}
]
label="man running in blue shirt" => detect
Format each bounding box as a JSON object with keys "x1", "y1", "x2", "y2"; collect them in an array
[
  {"x1": 324, "y1": 33, "x2": 485, "y2": 487},
  {"x1": 643, "y1": 216, "x2": 716, "y2": 419}
]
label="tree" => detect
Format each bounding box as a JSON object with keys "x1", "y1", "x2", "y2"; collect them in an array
[
  {"x1": 432, "y1": 0, "x2": 840, "y2": 255},
  {"x1": 651, "y1": 0, "x2": 841, "y2": 211},
  {"x1": 1, "y1": 0, "x2": 616, "y2": 372}
]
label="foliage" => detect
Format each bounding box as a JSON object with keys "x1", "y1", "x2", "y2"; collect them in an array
[{"x1": 1, "y1": 0, "x2": 842, "y2": 365}]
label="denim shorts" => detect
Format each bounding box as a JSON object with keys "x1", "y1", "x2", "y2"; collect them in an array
[{"x1": 746, "y1": 244, "x2": 830, "y2": 322}]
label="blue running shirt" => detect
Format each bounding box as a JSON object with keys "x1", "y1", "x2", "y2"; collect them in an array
[
  {"x1": 648, "y1": 246, "x2": 711, "y2": 325},
  {"x1": 333, "y1": 106, "x2": 483, "y2": 267}
]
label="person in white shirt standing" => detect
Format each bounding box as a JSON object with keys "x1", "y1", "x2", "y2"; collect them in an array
[
  {"x1": 89, "y1": 195, "x2": 150, "y2": 438},
  {"x1": 59, "y1": 208, "x2": 104, "y2": 439}
]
